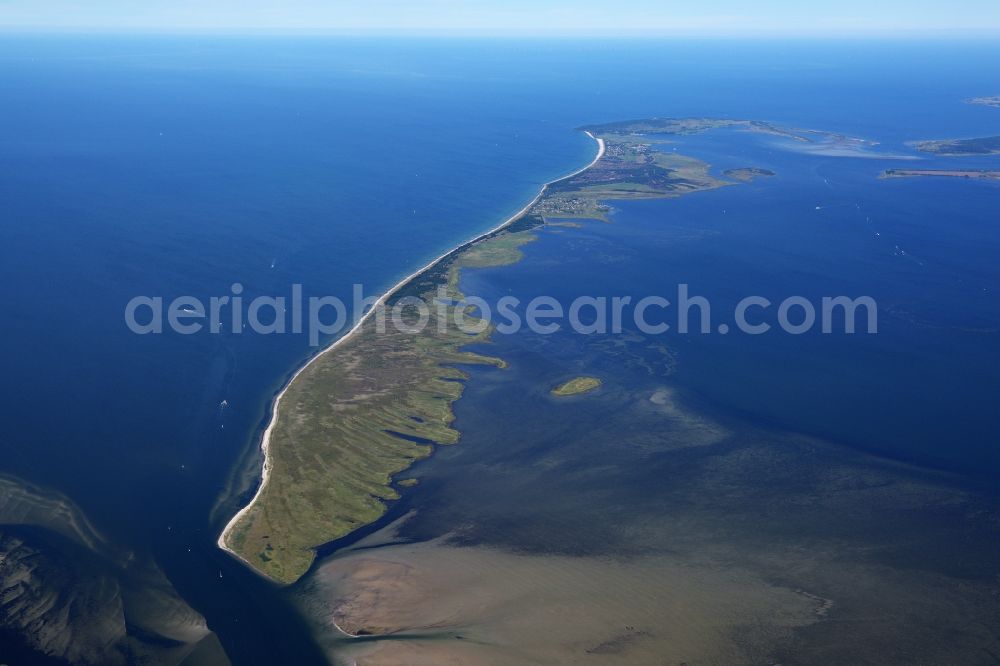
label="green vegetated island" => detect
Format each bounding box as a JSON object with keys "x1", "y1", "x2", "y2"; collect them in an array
[
  {"x1": 914, "y1": 136, "x2": 1000, "y2": 156},
  {"x1": 219, "y1": 118, "x2": 814, "y2": 584},
  {"x1": 723, "y1": 167, "x2": 775, "y2": 182},
  {"x1": 909, "y1": 95, "x2": 1000, "y2": 158},
  {"x1": 551, "y1": 377, "x2": 602, "y2": 397},
  {"x1": 882, "y1": 169, "x2": 1000, "y2": 180}
]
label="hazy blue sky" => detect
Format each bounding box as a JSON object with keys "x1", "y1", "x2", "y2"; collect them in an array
[{"x1": 2, "y1": 0, "x2": 999, "y2": 35}]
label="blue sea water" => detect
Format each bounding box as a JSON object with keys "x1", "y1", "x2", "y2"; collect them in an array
[
  {"x1": 1, "y1": 36, "x2": 999, "y2": 662},
  {"x1": 463, "y1": 128, "x2": 1000, "y2": 475}
]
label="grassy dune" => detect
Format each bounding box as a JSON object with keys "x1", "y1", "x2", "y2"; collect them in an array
[{"x1": 225, "y1": 236, "x2": 525, "y2": 583}]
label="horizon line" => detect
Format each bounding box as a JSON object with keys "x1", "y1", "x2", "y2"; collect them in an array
[{"x1": 3, "y1": 26, "x2": 1000, "y2": 40}]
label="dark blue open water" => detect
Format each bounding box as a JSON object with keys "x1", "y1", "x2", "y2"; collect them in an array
[{"x1": 1, "y1": 36, "x2": 999, "y2": 662}]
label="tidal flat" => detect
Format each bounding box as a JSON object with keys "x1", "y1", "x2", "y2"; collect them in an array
[{"x1": 298, "y1": 380, "x2": 1000, "y2": 664}]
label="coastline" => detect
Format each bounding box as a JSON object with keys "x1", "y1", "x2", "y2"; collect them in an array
[{"x1": 217, "y1": 130, "x2": 606, "y2": 571}]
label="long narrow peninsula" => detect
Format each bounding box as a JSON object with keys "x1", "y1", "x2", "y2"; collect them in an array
[{"x1": 218, "y1": 118, "x2": 795, "y2": 583}]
